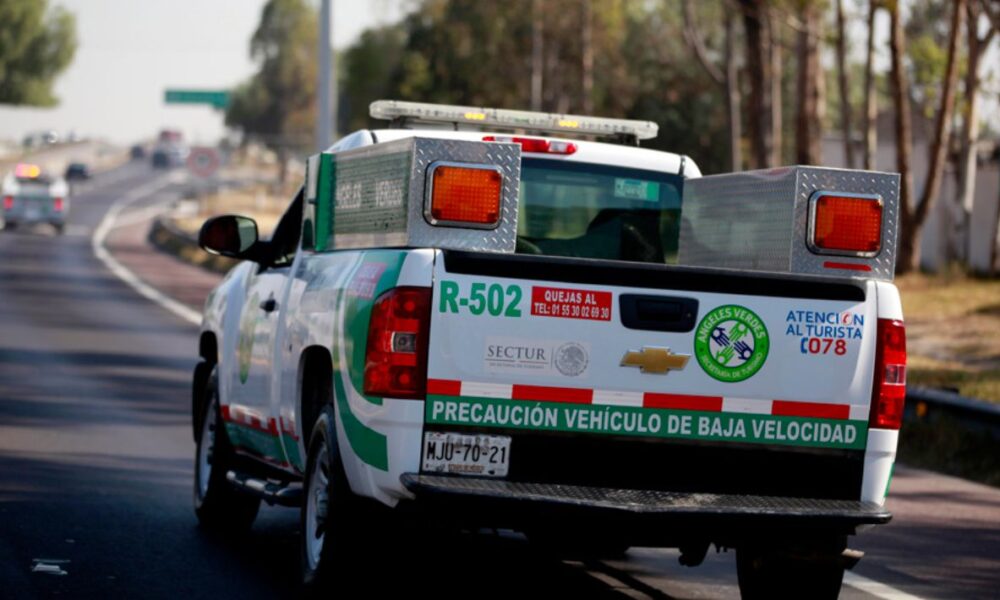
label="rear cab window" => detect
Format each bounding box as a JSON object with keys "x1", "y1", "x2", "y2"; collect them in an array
[{"x1": 516, "y1": 158, "x2": 684, "y2": 264}]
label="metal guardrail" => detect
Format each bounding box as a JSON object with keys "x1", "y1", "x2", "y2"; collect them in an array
[{"x1": 905, "y1": 386, "x2": 1000, "y2": 438}]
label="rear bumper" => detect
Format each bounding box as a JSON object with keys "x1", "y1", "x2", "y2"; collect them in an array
[{"x1": 401, "y1": 473, "x2": 890, "y2": 537}]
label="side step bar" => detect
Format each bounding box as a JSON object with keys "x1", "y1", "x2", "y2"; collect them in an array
[{"x1": 226, "y1": 470, "x2": 303, "y2": 507}]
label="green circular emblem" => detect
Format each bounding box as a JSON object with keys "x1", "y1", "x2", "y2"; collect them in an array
[{"x1": 694, "y1": 305, "x2": 770, "y2": 383}]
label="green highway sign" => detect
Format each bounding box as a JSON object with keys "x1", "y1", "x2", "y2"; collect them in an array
[{"x1": 164, "y1": 89, "x2": 230, "y2": 109}]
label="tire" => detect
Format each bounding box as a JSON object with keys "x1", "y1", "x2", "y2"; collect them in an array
[
  {"x1": 193, "y1": 366, "x2": 260, "y2": 531},
  {"x1": 736, "y1": 536, "x2": 846, "y2": 600},
  {"x1": 301, "y1": 406, "x2": 361, "y2": 589},
  {"x1": 53, "y1": 223, "x2": 64, "y2": 235},
  {"x1": 3, "y1": 221, "x2": 17, "y2": 231}
]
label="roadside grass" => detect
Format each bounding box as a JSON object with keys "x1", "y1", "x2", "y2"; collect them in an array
[
  {"x1": 898, "y1": 415, "x2": 1000, "y2": 488},
  {"x1": 897, "y1": 272, "x2": 1000, "y2": 402},
  {"x1": 176, "y1": 183, "x2": 287, "y2": 237}
]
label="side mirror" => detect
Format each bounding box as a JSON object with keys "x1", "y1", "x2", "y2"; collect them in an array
[{"x1": 198, "y1": 215, "x2": 259, "y2": 259}]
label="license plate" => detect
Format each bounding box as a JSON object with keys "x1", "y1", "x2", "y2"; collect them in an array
[
  {"x1": 422, "y1": 432, "x2": 510, "y2": 477},
  {"x1": 26, "y1": 209, "x2": 40, "y2": 220}
]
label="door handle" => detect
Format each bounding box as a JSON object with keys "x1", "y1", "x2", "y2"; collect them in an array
[{"x1": 259, "y1": 298, "x2": 278, "y2": 313}]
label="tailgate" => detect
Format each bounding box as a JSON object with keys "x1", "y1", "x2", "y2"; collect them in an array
[{"x1": 423, "y1": 251, "x2": 876, "y2": 499}]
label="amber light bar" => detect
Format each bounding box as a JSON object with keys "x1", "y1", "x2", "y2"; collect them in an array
[{"x1": 371, "y1": 100, "x2": 658, "y2": 142}]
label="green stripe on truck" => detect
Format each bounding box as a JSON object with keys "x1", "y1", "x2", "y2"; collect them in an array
[{"x1": 426, "y1": 395, "x2": 868, "y2": 451}]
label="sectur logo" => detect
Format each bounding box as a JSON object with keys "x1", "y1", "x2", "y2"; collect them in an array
[{"x1": 694, "y1": 305, "x2": 770, "y2": 383}]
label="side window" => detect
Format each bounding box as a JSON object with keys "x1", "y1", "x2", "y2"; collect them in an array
[{"x1": 269, "y1": 189, "x2": 304, "y2": 268}]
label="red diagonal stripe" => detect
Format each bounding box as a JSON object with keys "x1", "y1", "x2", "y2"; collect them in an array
[
  {"x1": 511, "y1": 384, "x2": 593, "y2": 404},
  {"x1": 772, "y1": 400, "x2": 850, "y2": 420},
  {"x1": 643, "y1": 393, "x2": 723, "y2": 412},
  {"x1": 427, "y1": 378, "x2": 462, "y2": 396}
]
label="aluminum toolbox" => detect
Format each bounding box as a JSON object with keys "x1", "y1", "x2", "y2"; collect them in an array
[
  {"x1": 305, "y1": 137, "x2": 521, "y2": 253},
  {"x1": 677, "y1": 166, "x2": 900, "y2": 280}
]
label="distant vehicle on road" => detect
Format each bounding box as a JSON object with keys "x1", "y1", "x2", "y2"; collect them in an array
[
  {"x1": 159, "y1": 128, "x2": 183, "y2": 144},
  {"x1": 130, "y1": 144, "x2": 146, "y2": 160},
  {"x1": 1, "y1": 164, "x2": 70, "y2": 234},
  {"x1": 151, "y1": 144, "x2": 189, "y2": 169},
  {"x1": 64, "y1": 162, "x2": 92, "y2": 181}
]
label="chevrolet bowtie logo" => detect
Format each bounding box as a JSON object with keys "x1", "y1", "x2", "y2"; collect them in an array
[{"x1": 620, "y1": 347, "x2": 690, "y2": 374}]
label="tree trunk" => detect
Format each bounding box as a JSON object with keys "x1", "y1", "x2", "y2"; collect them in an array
[
  {"x1": 835, "y1": 0, "x2": 854, "y2": 168},
  {"x1": 741, "y1": 0, "x2": 772, "y2": 169},
  {"x1": 956, "y1": 3, "x2": 996, "y2": 267},
  {"x1": 531, "y1": 0, "x2": 544, "y2": 111},
  {"x1": 725, "y1": 9, "x2": 743, "y2": 171},
  {"x1": 769, "y1": 8, "x2": 782, "y2": 166},
  {"x1": 896, "y1": 0, "x2": 965, "y2": 273},
  {"x1": 581, "y1": 0, "x2": 594, "y2": 115},
  {"x1": 682, "y1": 0, "x2": 742, "y2": 171},
  {"x1": 795, "y1": 3, "x2": 823, "y2": 165},
  {"x1": 913, "y1": 0, "x2": 964, "y2": 250},
  {"x1": 862, "y1": 1, "x2": 878, "y2": 170},
  {"x1": 888, "y1": 0, "x2": 917, "y2": 273}
]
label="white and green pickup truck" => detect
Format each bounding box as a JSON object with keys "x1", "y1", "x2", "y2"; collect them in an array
[{"x1": 192, "y1": 101, "x2": 906, "y2": 598}]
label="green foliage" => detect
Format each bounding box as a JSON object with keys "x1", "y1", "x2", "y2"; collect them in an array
[
  {"x1": 904, "y1": 0, "x2": 968, "y2": 118},
  {"x1": 226, "y1": 0, "x2": 318, "y2": 154},
  {"x1": 338, "y1": 0, "x2": 731, "y2": 173},
  {"x1": 341, "y1": 25, "x2": 408, "y2": 132},
  {"x1": 0, "y1": 0, "x2": 77, "y2": 107}
]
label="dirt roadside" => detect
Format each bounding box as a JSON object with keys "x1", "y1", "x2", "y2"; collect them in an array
[{"x1": 105, "y1": 212, "x2": 221, "y2": 312}]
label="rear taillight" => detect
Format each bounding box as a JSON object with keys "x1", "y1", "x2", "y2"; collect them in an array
[
  {"x1": 3, "y1": 196, "x2": 13, "y2": 210},
  {"x1": 482, "y1": 135, "x2": 577, "y2": 155},
  {"x1": 425, "y1": 162, "x2": 503, "y2": 228},
  {"x1": 363, "y1": 287, "x2": 432, "y2": 399},
  {"x1": 808, "y1": 191, "x2": 883, "y2": 256},
  {"x1": 870, "y1": 319, "x2": 907, "y2": 429},
  {"x1": 53, "y1": 197, "x2": 64, "y2": 212}
]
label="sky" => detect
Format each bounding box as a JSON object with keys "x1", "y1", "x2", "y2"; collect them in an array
[
  {"x1": 0, "y1": 0, "x2": 405, "y2": 145},
  {"x1": 0, "y1": 1, "x2": 995, "y2": 147}
]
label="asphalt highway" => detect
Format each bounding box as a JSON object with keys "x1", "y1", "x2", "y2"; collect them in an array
[{"x1": 1, "y1": 162, "x2": 997, "y2": 599}]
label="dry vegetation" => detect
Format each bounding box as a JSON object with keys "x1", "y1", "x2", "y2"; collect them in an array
[{"x1": 897, "y1": 272, "x2": 1000, "y2": 402}]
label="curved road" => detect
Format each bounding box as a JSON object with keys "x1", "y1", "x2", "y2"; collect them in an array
[{"x1": 1, "y1": 163, "x2": 998, "y2": 599}]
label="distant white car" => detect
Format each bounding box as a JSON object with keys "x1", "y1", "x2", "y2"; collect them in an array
[{"x1": 1, "y1": 164, "x2": 70, "y2": 234}]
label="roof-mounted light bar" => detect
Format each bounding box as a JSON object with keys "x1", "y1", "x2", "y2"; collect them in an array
[{"x1": 369, "y1": 100, "x2": 658, "y2": 144}]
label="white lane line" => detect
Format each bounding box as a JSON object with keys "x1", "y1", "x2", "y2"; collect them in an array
[
  {"x1": 111, "y1": 199, "x2": 177, "y2": 229},
  {"x1": 91, "y1": 172, "x2": 201, "y2": 326},
  {"x1": 843, "y1": 572, "x2": 926, "y2": 600}
]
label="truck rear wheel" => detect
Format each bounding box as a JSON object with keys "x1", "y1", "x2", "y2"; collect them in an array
[
  {"x1": 736, "y1": 536, "x2": 846, "y2": 600},
  {"x1": 193, "y1": 366, "x2": 260, "y2": 531},
  {"x1": 301, "y1": 407, "x2": 359, "y2": 589}
]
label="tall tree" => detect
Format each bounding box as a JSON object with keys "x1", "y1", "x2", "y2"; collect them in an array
[
  {"x1": 581, "y1": 0, "x2": 594, "y2": 115},
  {"x1": 888, "y1": 1, "x2": 915, "y2": 271},
  {"x1": 795, "y1": 0, "x2": 824, "y2": 165},
  {"x1": 834, "y1": 0, "x2": 854, "y2": 167},
  {"x1": 226, "y1": 0, "x2": 319, "y2": 179},
  {"x1": 682, "y1": 0, "x2": 743, "y2": 171},
  {"x1": 955, "y1": 0, "x2": 997, "y2": 265},
  {"x1": 769, "y1": 5, "x2": 783, "y2": 166},
  {"x1": 862, "y1": 1, "x2": 879, "y2": 170},
  {"x1": 741, "y1": 0, "x2": 775, "y2": 168},
  {"x1": 893, "y1": 0, "x2": 966, "y2": 273},
  {"x1": 531, "y1": 0, "x2": 544, "y2": 111},
  {"x1": 0, "y1": 0, "x2": 77, "y2": 106}
]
